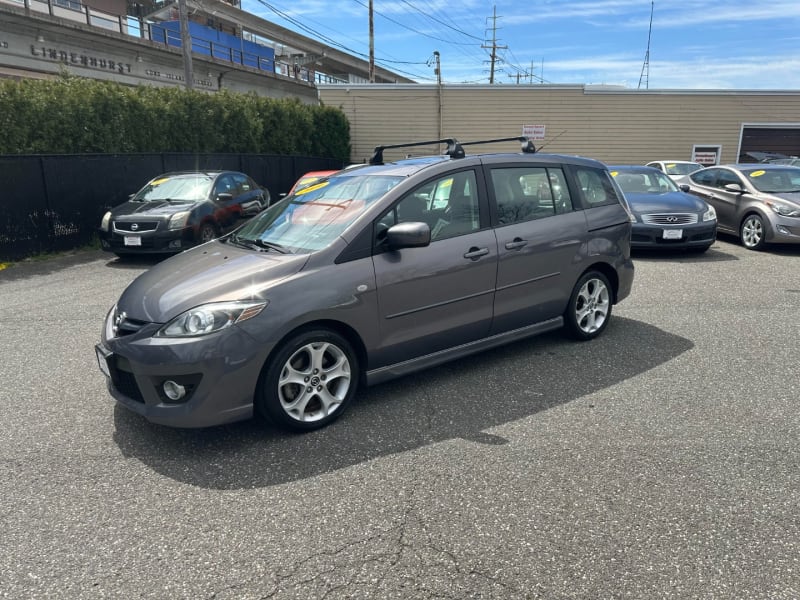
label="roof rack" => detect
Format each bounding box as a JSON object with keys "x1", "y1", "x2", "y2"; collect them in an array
[{"x1": 369, "y1": 136, "x2": 536, "y2": 165}]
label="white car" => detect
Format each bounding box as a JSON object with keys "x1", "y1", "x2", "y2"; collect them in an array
[{"x1": 646, "y1": 160, "x2": 705, "y2": 185}]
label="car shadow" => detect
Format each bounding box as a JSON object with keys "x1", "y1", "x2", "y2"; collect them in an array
[
  {"x1": 111, "y1": 316, "x2": 693, "y2": 490},
  {"x1": 632, "y1": 243, "x2": 738, "y2": 263},
  {"x1": 103, "y1": 254, "x2": 170, "y2": 269}
]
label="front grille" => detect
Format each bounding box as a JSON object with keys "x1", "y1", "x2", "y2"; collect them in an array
[
  {"x1": 111, "y1": 307, "x2": 151, "y2": 337},
  {"x1": 113, "y1": 221, "x2": 159, "y2": 233},
  {"x1": 641, "y1": 213, "x2": 698, "y2": 225}
]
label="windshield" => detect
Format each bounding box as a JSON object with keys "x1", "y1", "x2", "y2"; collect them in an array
[
  {"x1": 744, "y1": 168, "x2": 800, "y2": 193},
  {"x1": 228, "y1": 173, "x2": 404, "y2": 253},
  {"x1": 663, "y1": 163, "x2": 703, "y2": 176},
  {"x1": 133, "y1": 174, "x2": 214, "y2": 202},
  {"x1": 612, "y1": 170, "x2": 679, "y2": 194}
]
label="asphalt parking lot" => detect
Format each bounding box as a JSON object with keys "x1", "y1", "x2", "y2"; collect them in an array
[{"x1": 1, "y1": 237, "x2": 799, "y2": 599}]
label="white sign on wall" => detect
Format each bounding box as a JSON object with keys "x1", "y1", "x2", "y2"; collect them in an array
[{"x1": 522, "y1": 124, "x2": 546, "y2": 140}]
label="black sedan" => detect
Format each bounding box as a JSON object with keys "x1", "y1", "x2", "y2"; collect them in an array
[
  {"x1": 610, "y1": 165, "x2": 717, "y2": 252},
  {"x1": 99, "y1": 171, "x2": 270, "y2": 256}
]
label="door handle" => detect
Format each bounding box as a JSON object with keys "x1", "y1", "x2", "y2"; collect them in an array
[
  {"x1": 463, "y1": 247, "x2": 489, "y2": 260},
  {"x1": 505, "y1": 238, "x2": 528, "y2": 250}
]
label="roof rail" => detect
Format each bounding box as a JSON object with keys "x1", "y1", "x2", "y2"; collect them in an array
[{"x1": 368, "y1": 136, "x2": 535, "y2": 165}]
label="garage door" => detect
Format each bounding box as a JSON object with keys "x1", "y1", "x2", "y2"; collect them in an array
[{"x1": 738, "y1": 126, "x2": 800, "y2": 162}]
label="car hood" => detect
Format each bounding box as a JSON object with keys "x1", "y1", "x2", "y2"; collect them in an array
[
  {"x1": 767, "y1": 191, "x2": 800, "y2": 205},
  {"x1": 625, "y1": 191, "x2": 707, "y2": 214},
  {"x1": 111, "y1": 200, "x2": 198, "y2": 219},
  {"x1": 117, "y1": 241, "x2": 309, "y2": 323}
]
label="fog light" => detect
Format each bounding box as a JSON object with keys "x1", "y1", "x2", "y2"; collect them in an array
[
  {"x1": 169, "y1": 240, "x2": 182, "y2": 249},
  {"x1": 776, "y1": 225, "x2": 790, "y2": 235},
  {"x1": 163, "y1": 380, "x2": 186, "y2": 401}
]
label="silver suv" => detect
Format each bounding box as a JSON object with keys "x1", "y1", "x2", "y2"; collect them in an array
[{"x1": 96, "y1": 137, "x2": 635, "y2": 431}]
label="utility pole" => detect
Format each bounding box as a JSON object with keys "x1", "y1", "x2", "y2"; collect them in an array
[
  {"x1": 368, "y1": 0, "x2": 375, "y2": 82},
  {"x1": 178, "y1": 0, "x2": 193, "y2": 89},
  {"x1": 433, "y1": 50, "x2": 442, "y2": 139},
  {"x1": 481, "y1": 5, "x2": 506, "y2": 84}
]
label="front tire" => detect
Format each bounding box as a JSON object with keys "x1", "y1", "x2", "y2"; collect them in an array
[
  {"x1": 563, "y1": 270, "x2": 612, "y2": 341},
  {"x1": 256, "y1": 329, "x2": 359, "y2": 432},
  {"x1": 740, "y1": 214, "x2": 766, "y2": 250},
  {"x1": 198, "y1": 222, "x2": 218, "y2": 244}
]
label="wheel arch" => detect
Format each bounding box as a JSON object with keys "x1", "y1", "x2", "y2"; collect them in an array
[
  {"x1": 259, "y1": 319, "x2": 369, "y2": 388},
  {"x1": 581, "y1": 261, "x2": 620, "y2": 304}
]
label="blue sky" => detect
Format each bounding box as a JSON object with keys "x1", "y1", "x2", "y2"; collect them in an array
[{"x1": 240, "y1": 0, "x2": 800, "y2": 89}]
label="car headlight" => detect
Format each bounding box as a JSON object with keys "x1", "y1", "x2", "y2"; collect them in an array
[
  {"x1": 157, "y1": 301, "x2": 267, "y2": 337},
  {"x1": 101, "y1": 211, "x2": 112, "y2": 231},
  {"x1": 702, "y1": 205, "x2": 717, "y2": 221},
  {"x1": 767, "y1": 202, "x2": 800, "y2": 217},
  {"x1": 168, "y1": 211, "x2": 191, "y2": 230}
]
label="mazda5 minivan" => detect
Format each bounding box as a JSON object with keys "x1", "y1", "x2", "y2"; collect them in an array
[{"x1": 96, "y1": 137, "x2": 634, "y2": 431}]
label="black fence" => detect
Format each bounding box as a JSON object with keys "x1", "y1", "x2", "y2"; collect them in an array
[{"x1": 0, "y1": 153, "x2": 343, "y2": 261}]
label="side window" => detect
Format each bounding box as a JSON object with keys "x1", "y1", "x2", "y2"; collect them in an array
[
  {"x1": 574, "y1": 167, "x2": 621, "y2": 208},
  {"x1": 214, "y1": 175, "x2": 235, "y2": 197},
  {"x1": 491, "y1": 167, "x2": 573, "y2": 224},
  {"x1": 376, "y1": 170, "x2": 480, "y2": 243},
  {"x1": 232, "y1": 174, "x2": 251, "y2": 193},
  {"x1": 691, "y1": 168, "x2": 717, "y2": 186},
  {"x1": 716, "y1": 169, "x2": 742, "y2": 190}
]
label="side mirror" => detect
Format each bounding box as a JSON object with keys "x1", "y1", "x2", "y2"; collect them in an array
[
  {"x1": 386, "y1": 221, "x2": 431, "y2": 249},
  {"x1": 723, "y1": 183, "x2": 744, "y2": 194},
  {"x1": 216, "y1": 192, "x2": 234, "y2": 202},
  {"x1": 679, "y1": 184, "x2": 690, "y2": 192}
]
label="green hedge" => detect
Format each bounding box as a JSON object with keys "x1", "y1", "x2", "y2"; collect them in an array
[{"x1": 0, "y1": 75, "x2": 351, "y2": 161}]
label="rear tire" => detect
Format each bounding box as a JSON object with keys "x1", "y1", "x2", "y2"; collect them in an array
[
  {"x1": 256, "y1": 329, "x2": 359, "y2": 432},
  {"x1": 563, "y1": 270, "x2": 613, "y2": 341}
]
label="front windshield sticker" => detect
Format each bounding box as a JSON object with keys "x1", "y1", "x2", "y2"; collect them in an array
[
  {"x1": 750, "y1": 170, "x2": 766, "y2": 178},
  {"x1": 610, "y1": 171, "x2": 619, "y2": 177},
  {"x1": 296, "y1": 181, "x2": 330, "y2": 195},
  {"x1": 151, "y1": 178, "x2": 170, "y2": 186},
  {"x1": 666, "y1": 163, "x2": 676, "y2": 169}
]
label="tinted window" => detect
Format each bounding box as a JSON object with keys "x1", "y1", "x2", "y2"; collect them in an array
[
  {"x1": 690, "y1": 168, "x2": 717, "y2": 186},
  {"x1": 715, "y1": 170, "x2": 742, "y2": 190},
  {"x1": 574, "y1": 167, "x2": 621, "y2": 207},
  {"x1": 491, "y1": 166, "x2": 573, "y2": 225}
]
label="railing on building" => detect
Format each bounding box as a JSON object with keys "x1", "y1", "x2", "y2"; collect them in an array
[{"x1": 2, "y1": 0, "x2": 335, "y2": 84}]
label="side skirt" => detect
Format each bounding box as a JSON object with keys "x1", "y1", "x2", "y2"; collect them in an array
[{"x1": 365, "y1": 317, "x2": 564, "y2": 386}]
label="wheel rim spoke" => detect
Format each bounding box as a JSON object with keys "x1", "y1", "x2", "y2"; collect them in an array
[
  {"x1": 278, "y1": 341, "x2": 351, "y2": 423},
  {"x1": 575, "y1": 278, "x2": 609, "y2": 333}
]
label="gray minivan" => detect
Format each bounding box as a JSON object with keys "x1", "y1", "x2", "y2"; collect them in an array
[{"x1": 96, "y1": 137, "x2": 634, "y2": 431}]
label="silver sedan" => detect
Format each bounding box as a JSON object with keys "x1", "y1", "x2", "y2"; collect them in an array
[{"x1": 685, "y1": 164, "x2": 800, "y2": 250}]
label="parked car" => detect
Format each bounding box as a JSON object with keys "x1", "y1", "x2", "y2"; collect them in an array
[
  {"x1": 645, "y1": 160, "x2": 705, "y2": 185},
  {"x1": 287, "y1": 170, "x2": 339, "y2": 195},
  {"x1": 99, "y1": 171, "x2": 270, "y2": 256},
  {"x1": 685, "y1": 164, "x2": 800, "y2": 250},
  {"x1": 767, "y1": 157, "x2": 800, "y2": 166},
  {"x1": 609, "y1": 165, "x2": 717, "y2": 252},
  {"x1": 96, "y1": 136, "x2": 634, "y2": 431}
]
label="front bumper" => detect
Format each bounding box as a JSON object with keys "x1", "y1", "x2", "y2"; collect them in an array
[
  {"x1": 765, "y1": 215, "x2": 800, "y2": 244},
  {"x1": 98, "y1": 227, "x2": 196, "y2": 254},
  {"x1": 631, "y1": 221, "x2": 717, "y2": 249},
  {"x1": 96, "y1": 309, "x2": 273, "y2": 428}
]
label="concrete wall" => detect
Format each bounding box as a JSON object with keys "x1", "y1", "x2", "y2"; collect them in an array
[{"x1": 318, "y1": 84, "x2": 800, "y2": 166}]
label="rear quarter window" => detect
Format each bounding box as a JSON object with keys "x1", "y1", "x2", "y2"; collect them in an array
[{"x1": 573, "y1": 166, "x2": 624, "y2": 208}]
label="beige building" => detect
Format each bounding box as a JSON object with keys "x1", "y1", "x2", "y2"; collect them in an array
[{"x1": 318, "y1": 84, "x2": 800, "y2": 166}]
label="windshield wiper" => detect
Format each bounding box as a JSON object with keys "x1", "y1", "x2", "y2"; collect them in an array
[
  {"x1": 228, "y1": 234, "x2": 290, "y2": 254},
  {"x1": 251, "y1": 238, "x2": 290, "y2": 253}
]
